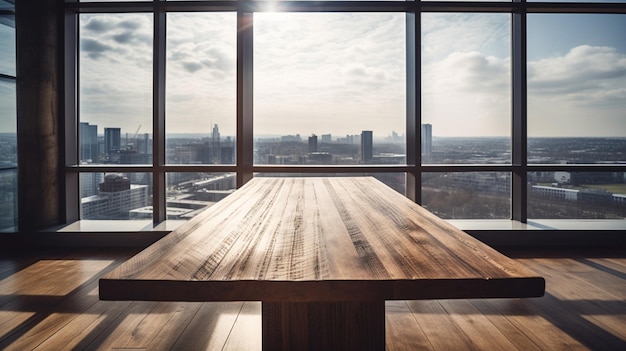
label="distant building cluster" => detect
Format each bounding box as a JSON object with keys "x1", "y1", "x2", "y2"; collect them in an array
[
  {"x1": 531, "y1": 185, "x2": 626, "y2": 206},
  {"x1": 79, "y1": 123, "x2": 237, "y2": 219},
  {"x1": 81, "y1": 172, "x2": 237, "y2": 220},
  {"x1": 530, "y1": 171, "x2": 626, "y2": 207},
  {"x1": 170, "y1": 124, "x2": 235, "y2": 164},
  {"x1": 256, "y1": 126, "x2": 432, "y2": 166},
  {"x1": 72, "y1": 121, "x2": 625, "y2": 220},
  {"x1": 80, "y1": 122, "x2": 152, "y2": 164}
]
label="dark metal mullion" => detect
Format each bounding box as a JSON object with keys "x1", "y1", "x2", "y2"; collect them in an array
[
  {"x1": 525, "y1": 3, "x2": 626, "y2": 14},
  {"x1": 237, "y1": 7, "x2": 254, "y2": 188},
  {"x1": 511, "y1": 2, "x2": 527, "y2": 223},
  {"x1": 65, "y1": 7, "x2": 80, "y2": 223},
  {"x1": 153, "y1": 3, "x2": 167, "y2": 224},
  {"x1": 405, "y1": 7, "x2": 420, "y2": 203}
]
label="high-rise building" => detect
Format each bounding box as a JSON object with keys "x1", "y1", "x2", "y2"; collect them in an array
[
  {"x1": 308, "y1": 134, "x2": 318, "y2": 153},
  {"x1": 321, "y1": 134, "x2": 332, "y2": 143},
  {"x1": 221, "y1": 136, "x2": 235, "y2": 164},
  {"x1": 79, "y1": 122, "x2": 99, "y2": 162},
  {"x1": 361, "y1": 130, "x2": 373, "y2": 162},
  {"x1": 138, "y1": 133, "x2": 151, "y2": 155},
  {"x1": 211, "y1": 124, "x2": 221, "y2": 163},
  {"x1": 104, "y1": 127, "x2": 121, "y2": 156},
  {"x1": 421, "y1": 123, "x2": 432, "y2": 155}
]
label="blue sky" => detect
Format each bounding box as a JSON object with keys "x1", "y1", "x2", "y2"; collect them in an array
[
  {"x1": 527, "y1": 14, "x2": 626, "y2": 137},
  {"x1": 1, "y1": 12, "x2": 625, "y2": 138}
]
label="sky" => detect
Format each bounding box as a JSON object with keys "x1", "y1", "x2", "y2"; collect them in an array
[{"x1": 1, "y1": 11, "x2": 625, "y2": 138}]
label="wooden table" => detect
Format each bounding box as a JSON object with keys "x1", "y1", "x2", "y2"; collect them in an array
[{"x1": 100, "y1": 177, "x2": 545, "y2": 350}]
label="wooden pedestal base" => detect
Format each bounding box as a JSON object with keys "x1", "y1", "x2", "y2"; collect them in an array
[{"x1": 262, "y1": 300, "x2": 385, "y2": 351}]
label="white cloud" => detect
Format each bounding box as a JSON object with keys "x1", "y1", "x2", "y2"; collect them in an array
[
  {"x1": 75, "y1": 13, "x2": 625, "y2": 138},
  {"x1": 421, "y1": 13, "x2": 511, "y2": 137},
  {"x1": 79, "y1": 14, "x2": 153, "y2": 133},
  {"x1": 253, "y1": 13, "x2": 406, "y2": 136},
  {"x1": 165, "y1": 13, "x2": 237, "y2": 135},
  {"x1": 529, "y1": 45, "x2": 626, "y2": 97},
  {"x1": 421, "y1": 38, "x2": 626, "y2": 136},
  {"x1": 422, "y1": 13, "x2": 510, "y2": 63},
  {"x1": 528, "y1": 45, "x2": 626, "y2": 137}
]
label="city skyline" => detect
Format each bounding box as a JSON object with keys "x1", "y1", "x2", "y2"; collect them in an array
[{"x1": 71, "y1": 119, "x2": 626, "y2": 143}]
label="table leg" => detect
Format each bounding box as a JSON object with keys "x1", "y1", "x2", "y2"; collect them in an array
[{"x1": 262, "y1": 300, "x2": 385, "y2": 351}]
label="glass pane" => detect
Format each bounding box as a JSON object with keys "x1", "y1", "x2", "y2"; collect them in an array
[
  {"x1": 166, "y1": 13, "x2": 236, "y2": 165},
  {"x1": 79, "y1": 13, "x2": 153, "y2": 165},
  {"x1": 0, "y1": 169, "x2": 17, "y2": 232},
  {"x1": 528, "y1": 14, "x2": 626, "y2": 164},
  {"x1": 528, "y1": 172, "x2": 626, "y2": 219},
  {"x1": 422, "y1": 172, "x2": 510, "y2": 219},
  {"x1": 254, "y1": 13, "x2": 406, "y2": 166},
  {"x1": 166, "y1": 172, "x2": 236, "y2": 220},
  {"x1": 81, "y1": 172, "x2": 153, "y2": 220},
  {"x1": 0, "y1": 14, "x2": 15, "y2": 76},
  {"x1": 0, "y1": 80, "x2": 16, "y2": 159},
  {"x1": 422, "y1": 13, "x2": 511, "y2": 164},
  {"x1": 255, "y1": 173, "x2": 406, "y2": 196}
]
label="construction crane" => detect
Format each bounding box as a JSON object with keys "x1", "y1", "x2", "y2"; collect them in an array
[{"x1": 132, "y1": 124, "x2": 142, "y2": 151}]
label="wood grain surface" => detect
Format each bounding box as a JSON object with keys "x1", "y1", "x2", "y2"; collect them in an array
[{"x1": 100, "y1": 177, "x2": 544, "y2": 302}]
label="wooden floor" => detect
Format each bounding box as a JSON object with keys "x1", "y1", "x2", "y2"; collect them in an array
[{"x1": 0, "y1": 247, "x2": 624, "y2": 350}]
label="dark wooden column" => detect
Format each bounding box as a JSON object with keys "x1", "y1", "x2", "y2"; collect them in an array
[
  {"x1": 16, "y1": 0, "x2": 62, "y2": 231},
  {"x1": 262, "y1": 301, "x2": 385, "y2": 351}
]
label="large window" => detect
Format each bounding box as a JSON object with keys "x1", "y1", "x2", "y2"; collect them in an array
[
  {"x1": 65, "y1": 1, "x2": 626, "y2": 226},
  {"x1": 254, "y1": 13, "x2": 406, "y2": 166},
  {"x1": 166, "y1": 13, "x2": 236, "y2": 165},
  {"x1": 422, "y1": 13, "x2": 511, "y2": 165},
  {"x1": 0, "y1": 0, "x2": 16, "y2": 232},
  {"x1": 527, "y1": 13, "x2": 626, "y2": 219}
]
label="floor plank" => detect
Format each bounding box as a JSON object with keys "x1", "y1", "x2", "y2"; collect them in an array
[
  {"x1": 170, "y1": 302, "x2": 245, "y2": 351},
  {"x1": 385, "y1": 301, "x2": 431, "y2": 351}
]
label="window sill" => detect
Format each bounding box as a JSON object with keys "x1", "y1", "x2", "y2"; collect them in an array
[
  {"x1": 448, "y1": 219, "x2": 626, "y2": 231},
  {"x1": 52, "y1": 220, "x2": 187, "y2": 233},
  {"x1": 2, "y1": 219, "x2": 624, "y2": 248},
  {"x1": 448, "y1": 219, "x2": 626, "y2": 247}
]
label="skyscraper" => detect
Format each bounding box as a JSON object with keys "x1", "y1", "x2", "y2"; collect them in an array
[
  {"x1": 361, "y1": 130, "x2": 373, "y2": 162},
  {"x1": 104, "y1": 127, "x2": 121, "y2": 156},
  {"x1": 80, "y1": 122, "x2": 98, "y2": 162},
  {"x1": 211, "y1": 124, "x2": 221, "y2": 163},
  {"x1": 421, "y1": 123, "x2": 432, "y2": 155},
  {"x1": 308, "y1": 134, "x2": 318, "y2": 153}
]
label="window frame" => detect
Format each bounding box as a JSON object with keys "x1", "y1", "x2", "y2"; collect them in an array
[
  {"x1": 63, "y1": 0, "x2": 626, "y2": 226},
  {"x1": 0, "y1": 3, "x2": 17, "y2": 232}
]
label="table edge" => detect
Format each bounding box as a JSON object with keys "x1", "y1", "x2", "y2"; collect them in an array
[{"x1": 99, "y1": 276, "x2": 545, "y2": 302}]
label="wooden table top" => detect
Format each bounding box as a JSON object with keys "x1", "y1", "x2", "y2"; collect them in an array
[{"x1": 100, "y1": 177, "x2": 544, "y2": 302}]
